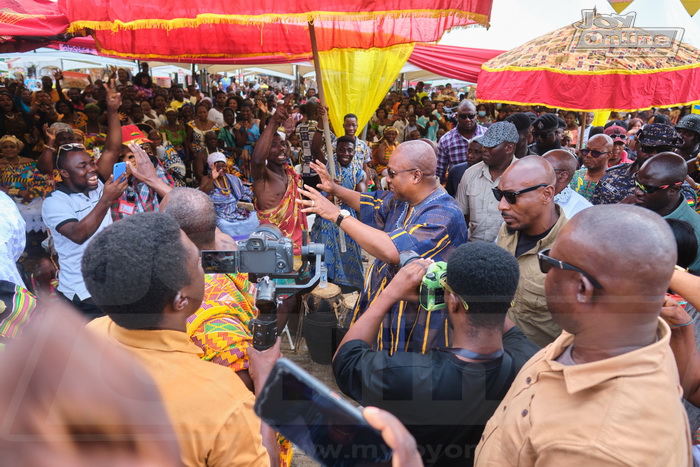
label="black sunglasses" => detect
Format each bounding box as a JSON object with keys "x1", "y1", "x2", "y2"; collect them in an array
[
  {"x1": 387, "y1": 167, "x2": 418, "y2": 178},
  {"x1": 580, "y1": 149, "x2": 609, "y2": 158},
  {"x1": 458, "y1": 113, "x2": 477, "y2": 120},
  {"x1": 537, "y1": 248, "x2": 603, "y2": 289},
  {"x1": 492, "y1": 184, "x2": 548, "y2": 204},
  {"x1": 633, "y1": 173, "x2": 683, "y2": 194},
  {"x1": 639, "y1": 145, "x2": 673, "y2": 154}
]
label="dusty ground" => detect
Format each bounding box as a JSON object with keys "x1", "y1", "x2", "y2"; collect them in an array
[{"x1": 280, "y1": 292, "x2": 361, "y2": 466}]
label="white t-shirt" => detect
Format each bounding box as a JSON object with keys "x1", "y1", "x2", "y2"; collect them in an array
[{"x1": 42, "y1": 181, "x2": 113, "y2": 301}]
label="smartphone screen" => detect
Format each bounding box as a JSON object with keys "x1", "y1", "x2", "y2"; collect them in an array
[
  {"x1": 255, "y1": 359, "x2": 391, "y2": 466},
  {"x1": 200, "y1": 250, "x2": 238, "y2": 274},
  {"x1": 113, "y1": 162, "x2": 127, "y2": 181}
]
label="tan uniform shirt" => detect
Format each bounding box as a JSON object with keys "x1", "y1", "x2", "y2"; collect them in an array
[
  {"x1": 475, "y1": 318, "x2": 692, "y2": 466},
  {"x1": 497, "y1": 206, "x2": 567, "y2": 347},
  {"x1": 456, "y1": 157, "x2": 515, "y2": 242},
  {"x1": 88, "y1": 316, "x2": 269, "y2": 467}
]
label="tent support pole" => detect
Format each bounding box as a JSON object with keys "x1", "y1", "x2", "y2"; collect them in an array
[
  {"x1": 579, "y1": 112, "x2": 586, "y2": 149},
  {"x1": 308, "y1": 21, "x2": 336, "y2": 177}
]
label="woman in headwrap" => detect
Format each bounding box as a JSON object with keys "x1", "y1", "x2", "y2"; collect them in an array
[
  {"x1": 200, "y1": 152, "x2": 259, "y2": 240},
  {"x1": 0, "y1": 135, "x2": 49, "y2": 232},
  {"x1": 372, "y1": 126, "x2": 399, "y2": 175}
]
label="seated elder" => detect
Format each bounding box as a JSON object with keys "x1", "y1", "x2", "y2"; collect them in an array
[{"x1": 200, "y1": 152, "x2": 259, "y2": 240}]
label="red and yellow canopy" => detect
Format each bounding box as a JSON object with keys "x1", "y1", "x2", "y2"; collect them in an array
[
  {"x1": 59, "y1": 0, "x2": 492, "y2": 60},
  {"x1": 477, "y1": 21, "x2": 700, "y2": 112}
]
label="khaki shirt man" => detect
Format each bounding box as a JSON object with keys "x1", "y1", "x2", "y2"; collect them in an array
[{"x1": 497, "y1": 206, "x2": 566, "y2": 347}]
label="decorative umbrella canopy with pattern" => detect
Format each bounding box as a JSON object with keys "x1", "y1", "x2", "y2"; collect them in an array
[{"x1": 477, "y1": 19, "x2": 700, "y2": 112}]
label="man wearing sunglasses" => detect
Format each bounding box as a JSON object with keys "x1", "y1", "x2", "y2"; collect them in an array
[
  {"x1": 569, "y1": 134, "x2": 613, "y2": 202},
  {"x1": 436, "y1": 99, "x2": 487, "y2": 183},
  {"x1": 299, "y1": 140, "x2": 467, "y2": 353},
  {"x1": 603, "y1": 125, "x2": 631, "y2": 166},
  {"x1": 591, "y1": 123, "x2": 688, "y2": 205},
  {"x1": 475, "y1": 205, "x2": 693, "y2": 466},
  {"x1": 542, "y1": 150, "x2": 592, "y2": 220},
  {"x1": 633, "y1": 152, "x2": 700, "y2": 273},
  {"x1": 494, "y1": 156, "x2": 567, "y2": 347},
  {"x1": 40, "y1": 79, "x2": 130, "y2": 320}
]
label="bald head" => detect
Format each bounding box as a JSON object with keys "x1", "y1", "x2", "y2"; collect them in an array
[
  {"x1": 503, "y1": 155, "x2": 557, "y2": 187},
  {"x1": 639, "y1": 152, "x2": 688, "y2": 185},
  {"x1": 543, "y1": 149, "x2": 578, "y2": 193},
  {"x1": 587, "y1": 133, "x2": 614, "y2": 152},
  {"x1": 162, "y1": 187, "x2": 218, "y2": 248},
  {"x1": 457, "y1": 99, "x2": 476, "y2": 112},
  {"x1": 557, "y1": 204, "x2": 676, "y2": 297},
  {"x1": 394, "y1": 140, "x2": 437, "y2": 176}
]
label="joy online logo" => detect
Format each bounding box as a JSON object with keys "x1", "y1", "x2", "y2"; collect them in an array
[{"x1": 571, "y1": 10, "x2": 685, "y2": 54}]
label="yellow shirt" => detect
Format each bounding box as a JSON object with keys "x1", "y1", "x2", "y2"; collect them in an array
[
  {"x1": 170, "y1": 99, "x2": 186, "y2": 110},
  {"x1": 475, "y1": 318, "x2": 692, "y2": 466},
  {"x1": 88, "y1": 316, "x2": 269, "y2": 467},
  {"x1": 496, "y1": 206, "x2": 567, "y2": 347}
]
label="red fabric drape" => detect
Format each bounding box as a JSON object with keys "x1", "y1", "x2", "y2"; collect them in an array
[
  {"x1": 0, "y1": 0, "x2": 69, "y2": 36},
  {"x1": 58, "y1": 0, "x2": 493, "y2": 59},
  {"x1": 408, "y1": 44, "x2": 504, "y2": 83}
]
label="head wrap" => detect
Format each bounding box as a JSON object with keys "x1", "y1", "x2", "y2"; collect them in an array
[
  {"x1": 0, "y1": 135, "x2": 24, "y2": 153},
  {"x1": 49, "y1": 122, "x2": 74, "y2": 136},
  {"x1": 207, "y1": 151, "x2": 227, "y2": 168},
  {"x1": 121, "y1": 125, "x2": 152, "y2": 146}
]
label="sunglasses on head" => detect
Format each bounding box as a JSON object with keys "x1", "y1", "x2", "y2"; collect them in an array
[
  {"x1": 537, "y1": 248, "x2": 603, "y2": 289},
  {"x1": 492, "y1": 183, "x2": 548, "y2": 204},
  {"x1": 55, "y1": 143, "x2": 86, "y2": 166},
  {"x1": 632, "y1": 173, "x2": 683, "y2": 194},
  {"x1": 580, "y1": 148, "x2": 610, "y2": 158},
  {"x1": 386, "y1": 167, "x2": 418, "y2": 178},
  {"x1": 458, "y1": 113, "x2": 477, "y2": 120}
]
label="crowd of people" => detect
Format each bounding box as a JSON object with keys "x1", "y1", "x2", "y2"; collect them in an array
[{"x1": 3, "y1": 63, "x2": 700, "y2": 466}]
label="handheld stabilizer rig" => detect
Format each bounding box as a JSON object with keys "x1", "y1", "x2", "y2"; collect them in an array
[
  {"x1": 201, "y1": 225, "x2": 325, "y2": 350},
  {"x1": 398, "y1": 250, "x2": 447, "y2": 312}
]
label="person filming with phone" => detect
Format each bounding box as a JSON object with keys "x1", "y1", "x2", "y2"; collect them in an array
[{"x1": 332, "y1": 242, "x2": 538, "y2": 466}]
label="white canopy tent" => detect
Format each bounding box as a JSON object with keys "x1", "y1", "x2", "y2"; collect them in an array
[
  {"x1": 438, "y1": 0, "x2": 615, "y2": 51},
  {"x1": 624, "y1": 0, "x2": 700, "y2": 48},
  {"x1": 2, "y1": 48, "x2": 138, "y2": 74}
]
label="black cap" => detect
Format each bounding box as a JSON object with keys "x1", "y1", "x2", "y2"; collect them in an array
[{"x1": 533, "y1": 113, "x2": 565, "y2": 132}]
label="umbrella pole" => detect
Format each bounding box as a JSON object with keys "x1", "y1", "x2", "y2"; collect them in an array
[
  {"x1": 578, "y1": 112, "x2": 586, "y2": 150},
  {"x1": 308, "y1": 21, "x2": 336, "y2": 177}
]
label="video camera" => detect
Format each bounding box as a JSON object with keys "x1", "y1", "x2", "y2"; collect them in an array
[
  {"x1": 399, "y1": 251, "x2": 447, "y2": 312},
  {"x1": 201, "y1": 225, "x2": 325, "y2": 350}
]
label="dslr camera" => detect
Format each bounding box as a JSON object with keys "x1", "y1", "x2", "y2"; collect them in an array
[{"x1": 201, "y1": 225, "x2": 325, "y2": 350}]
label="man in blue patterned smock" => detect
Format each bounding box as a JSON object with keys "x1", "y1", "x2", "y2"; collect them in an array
[{"x1": 298, "y1": 140, "x2": 468, "y2": 354}]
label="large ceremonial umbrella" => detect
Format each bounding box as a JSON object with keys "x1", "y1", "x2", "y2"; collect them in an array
[
  {"x1": 58, "y1": 0, "x2": 492, "y2": 171},
  {"x1": 477, "y1": 15, "x2": 700, "y2": 146}
]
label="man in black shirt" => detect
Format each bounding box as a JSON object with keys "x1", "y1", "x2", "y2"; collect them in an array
[{"x1": 333, "y1": 242, "x2": 538, "y2": 467}]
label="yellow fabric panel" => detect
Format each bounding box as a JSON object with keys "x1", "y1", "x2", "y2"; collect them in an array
[
  {"x1": 593, "y1": 111, "x2": 611, "y2": 126},
  {"x1": 318, "y1": 43, "x2": 415, "y2": 135}
]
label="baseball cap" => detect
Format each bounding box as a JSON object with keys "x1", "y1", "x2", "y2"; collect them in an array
[
  {"x1": 604, "y1": 125, "x2": 628, "y2": 143},
  {"x1": 476, "y1": 121, "x2": 519, "y2": 148}
]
